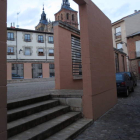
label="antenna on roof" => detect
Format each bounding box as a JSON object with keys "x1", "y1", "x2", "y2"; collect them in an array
[{"x1": 17, "y1": 12, "x2": 20, "y2": 28}]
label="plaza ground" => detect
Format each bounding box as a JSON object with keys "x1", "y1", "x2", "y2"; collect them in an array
[{"x1": 7, "y1": 79, "x2": 140, "y2": 140}]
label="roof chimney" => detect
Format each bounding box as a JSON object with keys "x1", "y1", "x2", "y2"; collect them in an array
[
  {"x1": 135, "y1": 10, "x2": 137, "y2": 13},
  {"x1": 11, "y1": 23, "x2": 12, "y2": 28}
]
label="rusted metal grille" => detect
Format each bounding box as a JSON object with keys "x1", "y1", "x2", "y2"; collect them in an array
[{"x1": 71, "y1": 36, "x2": 82, "y2": 77}]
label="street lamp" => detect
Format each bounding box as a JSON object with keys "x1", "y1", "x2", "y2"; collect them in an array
[
  {"x1": 120, "y1": 41, "x2": 127, "y2": 47},
  {"x1": 19, "y1": 49, "x2": 23, "y2": 54}
]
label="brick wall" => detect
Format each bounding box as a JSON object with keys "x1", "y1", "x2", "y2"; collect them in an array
[
  {"x1": 55, "y1": 9, "x2": 78, "y2": 29},
  {"x1": 127, "y1": 35, "x2": 140, "y2": 78}
]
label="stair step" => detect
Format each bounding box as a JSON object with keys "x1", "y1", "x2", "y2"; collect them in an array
[
  {"x1": 47, "y1": 118, "x2": 93, "y2": 140},
  {"x1": 7, "y1": 94, "x2": 51, "y2": 110},
  {"x1": 8, "y1": 100, "x2": 59, "y2": 122},
  {"x1": 8, "y1": 105, "x2": 70, "y2": 138},
  {"x1": 8, "y1": 112, "x2": 82, "y2": 140}
]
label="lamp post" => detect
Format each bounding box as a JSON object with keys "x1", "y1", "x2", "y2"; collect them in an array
[{"x1": 120, "y1": 41, "x2": 127, "y2": 47}]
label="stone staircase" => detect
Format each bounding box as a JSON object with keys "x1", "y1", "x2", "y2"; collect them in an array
[{"x1": 7, "y1": 95, "x2": 92, "y2": 140}]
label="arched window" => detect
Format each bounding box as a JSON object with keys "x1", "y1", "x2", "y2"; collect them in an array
[
  {"x1": 72, "y1": 14, "x2": 74, "y2": 21},
  {"x1": 58, "y1": 16, "x2": 59, "y2": 20},
  {"x1": 61, "y1": 14, "x2": 63, "y2": 20},
  {"x1": 66, "y1": 13, "x2": 69, "y2": 20}
]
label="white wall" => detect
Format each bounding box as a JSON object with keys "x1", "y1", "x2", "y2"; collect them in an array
[
  {"x1": 7, "y1": 30, "x2": 17, "y2": 60},
  {"x1": 7, "y1": 29, "x2": 54, "y2": 61}
]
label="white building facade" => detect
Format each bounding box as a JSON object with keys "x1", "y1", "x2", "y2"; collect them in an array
[{"x1": 7, "y1": 27, "x2": 55, "y2": 80}]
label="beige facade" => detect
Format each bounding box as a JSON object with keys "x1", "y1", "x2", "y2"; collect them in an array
[{"x1": 112, "y1": 11, "x2": 140, "y2": 71}]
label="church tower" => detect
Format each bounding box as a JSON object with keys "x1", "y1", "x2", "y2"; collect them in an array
[
  {"x1": 55, "y1": 0, "x2": 78, "y2": 29},
  {"x1": 35, "y1": 5, "x2": 49, "y2": 31}
]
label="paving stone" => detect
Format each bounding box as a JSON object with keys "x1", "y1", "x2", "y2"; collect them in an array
[{"x1": 75, "y1": 81, "x2": 140, "y2": 140}]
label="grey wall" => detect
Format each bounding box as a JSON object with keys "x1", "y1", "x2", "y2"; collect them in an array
[{"x1": 125, "y1": 12, "x2": 140, "y2": 36}]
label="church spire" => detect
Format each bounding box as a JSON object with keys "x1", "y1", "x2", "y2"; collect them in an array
[
  {"x1": 39, "y1": 4, "x2": 48, "y2": 25},
  {"x1": 43, "y1": 4, "x2": 44, "y2": 11},
  {"x1": 62, "y1": 0, "x2": 70, "y2": 7}
]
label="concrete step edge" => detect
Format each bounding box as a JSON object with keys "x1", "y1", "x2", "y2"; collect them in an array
[
  {"x1": 8, "y1": 100, "x2": 60, "y2": 122},
  {"x1": 7, "y1": 94, "x2": 51, "y2": 110},
  {"x1": 47, "y1": 118, "x2": 93, "y2": 140},
  {"x1": 8, "y1": 112, "x2": 82, "y2": 140},
  {"x1": 8, "y1": 105, "x2": 70, "y2": 138}
]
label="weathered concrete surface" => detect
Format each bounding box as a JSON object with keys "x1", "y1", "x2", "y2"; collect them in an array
[
  {"x1": 52, "y1": 98, "x2": 82, "y2": 111},
  {"x1": 7, "y1": 80, "x2": 83, "y2": 111},
  {"x1": 75, "y1": 81, "x2": 140, "y2": 140},
  {"x1": 7, "y1": 77, "x2": 55, "y2": 84},
  {"x1": 7, "y1": 80, "x2": 83, "y2": 101}
]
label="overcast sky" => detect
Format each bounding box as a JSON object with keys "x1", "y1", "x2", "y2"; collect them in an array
[{"x1": 7, "y1": 0, "x2": 140, "y2": 30}]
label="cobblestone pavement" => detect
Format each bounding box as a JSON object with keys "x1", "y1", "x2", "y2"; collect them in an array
[{"x1": 75, "y1": 81, "x2": 140, "y2": 140}]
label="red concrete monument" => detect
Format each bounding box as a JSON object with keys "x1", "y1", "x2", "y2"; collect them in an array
[
  {"x1": 54, "y1": 0, "x2": 117, "y2": 120},
  {"x1": 0, "y1": 0, "x2": 7, "y2": 139}
]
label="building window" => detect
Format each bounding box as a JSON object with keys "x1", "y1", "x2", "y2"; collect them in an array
[
  {"x1": 136, "y1": 40, "x2": 140, "y2": 58},
  {"x1": 12, "y1": 64, "x2": 24, "y2": 79},
  {"x1": 25, "y1": 48, "x2": 31, "y2": 56},
  {"x1": 122, "y1": 55, "x2": 125, "y2": 72},
  {"x1": 139, "y1": 61, "x2": 140, "y2": 74},
  {"x1": 58, "y1": 16, "x2": 59, "y2": 20},
  {"x1": 61, "y1": 14, "x2": 63, "y2": 20},
  {"x1": 48, "y1": 36, "x2": 54, "y2": 43},
  {"x1": 117, "y1": 43, "x2": 123, "y2": 49},
  {"x1": 115, "y1": 53, "x2": 119, "y2": 72},
  {"x1": 72, "y1": 14, "x2": 74, "y2": 21},
  {"x1": 7, "y1": 47, "x2": 14, "y2": 55},
  {"x1": 49, "y1": 64, "x2": 55, "y2": 77},
  {"x1": 49, "y1": 49, "x2": 54, "y2": 56},
  {"x1": 115, "y1": 27, "x2": 121, "y2": 39},
  {"x1": 24, "y1": 34, "x2": 31, "y2": 42},
  {"x1": 49, "y1": 64, "x2": 55, "y2": 69},
  {"x1": 38, "y1": 48, "x2": 44, "y2": 56},
  {"x1": 7, "y1": 32, "x2": 14, "y2": 41},
  {"x1": 38, "y1": 35, "x2": 44, "y2": 43},
  {"x1": 32, "y1": 64, "x2": 42, "y2": 78},
  {"x1": 66, "y1": 13, "x2": 69, "y2": 20}
]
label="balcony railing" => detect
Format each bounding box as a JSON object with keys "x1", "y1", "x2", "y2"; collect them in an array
[
  {"x1": 115, "y1": 32, "x2": 122, "y2": 39},
  {"x1": 49, "y1": 53, "x2": 54, "y2": 56},
  {"x1": 48, "y1": 41, "x2": 54, "y2": 44},
  {"x1": 7, "y1": 52, "x2": 14, "y2": 55},
  {"x1": 38, "y1": 40, "x2": 44, "y2": 43},
  {"x1": 136, "y1": 51, "x2": 140, "y2": 58},
  {"x1": 7, "y1": 38, "x2": 14, "y2": 41},
  {"x1": 38, "y1": 52, "x2": 44, "y2": 56},
  {"x1": 24, "y1": 39, "x2": 31, "y2": 42}
]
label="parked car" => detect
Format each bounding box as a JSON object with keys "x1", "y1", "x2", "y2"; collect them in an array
[
  {"x1": 116, "y1": 73, "x2": 134, "y2": 97},
  {"x1": 12, "y1": 73, "x2": 24, "y2": 79},
  {"x1": 121, "y1": 72, "x2": 137, "y2": 86},
  {"x1": 38, "y1": 75, "x2": 42, "y2": 78}
]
